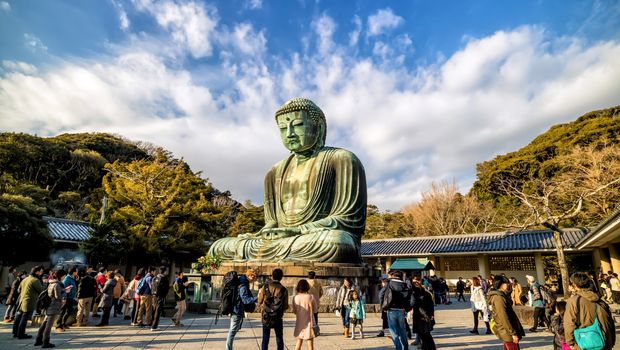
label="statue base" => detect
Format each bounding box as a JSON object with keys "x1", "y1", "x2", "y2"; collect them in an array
[{"x1": 209, "y1": 262, "x2": 382, "y2": 312}]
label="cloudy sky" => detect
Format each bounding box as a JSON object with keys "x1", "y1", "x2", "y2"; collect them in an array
[{"x1": 1, "y1": 0, "x2": 619, "y2": 211}]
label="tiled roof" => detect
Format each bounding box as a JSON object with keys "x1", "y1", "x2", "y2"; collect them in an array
[
  {"x1": 361, "y1": 228, "x2": 589, "y2": 257},
  {"x1": 44, "y1": 216, "x2": 92, "y2": 242}
]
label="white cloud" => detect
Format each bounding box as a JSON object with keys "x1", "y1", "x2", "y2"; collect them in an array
[
  {"x1": 133, "y1": 0, "x2": 218, "y2": 58},
  {"x1": 111, "y1": 0, "x2": 130, "y2": 30},
  {"x1": 2, "y1": 60, "x2": 37, "y2": 75},
  {"x1": 2, "y1": 25, "x2": 620, "y2": 211},
  {"x1": 219, "y1": 22, "x2": 267, "y2": 56},
  {"x1": 349, "y1": 15, "x2": 362, "y2": 46},
  {"x1": 245, "y1": 0, "x2": 262, "y2": 10},
  {"x1": 311, "y1": 13, "x2": 336, "y2": 55},
  {"x1": 367, "y1": 8, "x2": 404, "y2": 36},
  {"x1": 23, "y1": 33, "x2": 48, "y2": 53},
  {"x1": 0, "y1": 1, "x2": 10, "y2": 12}
]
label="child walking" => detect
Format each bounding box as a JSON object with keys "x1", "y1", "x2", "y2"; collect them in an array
[
  {"x1": 349, "y1": 290, "x2": 365, "y2": 340},
  {"x1": 550, "y1": 300, "x2": 567, "y2": 350}
]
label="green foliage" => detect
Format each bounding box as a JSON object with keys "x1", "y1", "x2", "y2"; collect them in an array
[
  {"x1": 228, "y1": 201, "x2": 265, "y2": 237},
  {"x1": 80, "y1": 222, "x2": 122, "y2": 267},
  {"x1": 102, "y1": 151, "x2": 234, "y2": 263},
  {"x1": 0, "y1": 174, "x2": 52, "y2": 265},
  {"x1": 364, "y1": 204, "x2": 415, "y2": 239}
]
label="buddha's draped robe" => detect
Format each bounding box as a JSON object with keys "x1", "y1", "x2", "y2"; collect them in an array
[{"x1": 209, "y1": 147, "x2": 367, "y2": 263}]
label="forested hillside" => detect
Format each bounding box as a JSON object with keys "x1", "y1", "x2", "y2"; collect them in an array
[{"x1": 0, "y1": 132, "x2": 261, "y2": 265}]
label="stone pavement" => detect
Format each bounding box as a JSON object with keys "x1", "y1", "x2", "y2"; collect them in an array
[{"x1": 0, "y1": 302, "x2": 559, "y2": 349}]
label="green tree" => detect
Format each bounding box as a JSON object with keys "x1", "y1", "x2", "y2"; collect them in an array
[
  {"x1": 102, "y1": 150, "x2": 231, "y2": 263},
  {"x1": 364, "y1": 204, "x2": 415, "y2": 239},
  {"x1": 80, "y1": 221, "x2": 122, "y2": 267},
  {"x1": 228, "y1": 201, "x2": 265, "y2": 237},
  {"x1": 0, "y1": 174, "x2": 52, "y2": 265}
]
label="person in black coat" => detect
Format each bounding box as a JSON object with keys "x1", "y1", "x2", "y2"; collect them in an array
[
  {"x1": 411, "y1": 276, "x2": 436, "y2": 350},
  {"x1": 456, "y1": 277, "x2": 466, "y2": 302}
]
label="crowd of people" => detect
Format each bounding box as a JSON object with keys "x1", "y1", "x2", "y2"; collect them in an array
[
  {"x1": 3, "y1": 265, "x2": 189, "y2": 348},
  {"x1": 3, "y1": 264, "x2": 619, "y2": 350}
]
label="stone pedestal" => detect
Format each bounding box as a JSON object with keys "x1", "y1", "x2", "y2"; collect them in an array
[{"x1": 209, "y1": 262, "x2": 379, "y2": 312}]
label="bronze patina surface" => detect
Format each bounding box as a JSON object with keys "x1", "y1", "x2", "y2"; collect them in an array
[{"x1": 209, "y1": 98, "x2": 367, "y2": 263}]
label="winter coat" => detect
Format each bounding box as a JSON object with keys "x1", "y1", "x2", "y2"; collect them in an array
[
  {"x1": 382, "y1": 279, "x2": 411, "y2": 310},
  {"x1": 99, "y1": 279, "x2": 117, "y2": 308},
  {"x1": 550, "y1": 314, "x2": 565, "y2": 347},
  {"x1": 77, "y1": 274, "x2": 96, "y2": 299},
  {"x1": 528, "y1": 282, "x2": 545, "y2": 308},
  {"x1": 233, "y1": 275, "x2": 258, "y2": 317},
  {"x1": 307, "y1": 279, "x2": 323, "y2": 308},
  {"x1": 511, "y1": 282, "x2": 523, "y2": 305},
  {"x1": 63, "y1": 275, "x2": 78, "y2": 300},
  {"x1": 487, "y1": 289, "x2": 525, "y2": 343},
  {"x1": 349, "y1": 299, "x2": 365, "y2": 320},
  {"x1": 470, "y1": 285, "x2": 487, "y2": 312},
  {"x1": 563, "y1": 289, "x2": 615, "y2": 350},
  {"x1": 17, "y1": 275, "x2": 44, "y2": 312},
  {"x1": 113, "y1": 275, "x2": 125, "y2": 299},
  {"x1": 336, "y1": 285, "x2": 357, "y2": 309},
  {"x1": 173, "y1": 278, "x2": 186, "y2": 302},
  {"x1": 411, "y1": 287, "x2": 435, "y2": 334},
  {"x1": 44, "y1": 280, "x2": 66, "y2": 316},
  {"x1": 257, "y1": 279, "x2": 288, "y2": 316},
  {"x1": 6, "y1": 276, "x2": 22, "y2": 305},
  {"x1": 154, "y1": 274, "x2": 169, "y2": 298}
]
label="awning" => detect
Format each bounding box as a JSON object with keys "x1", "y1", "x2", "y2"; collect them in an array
[{"x1": 390, "y1": 258, "x2": 435, "y2": 271}]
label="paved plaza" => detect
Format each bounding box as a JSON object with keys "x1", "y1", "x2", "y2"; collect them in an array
[{"x1": 0, "y1": 302, "x2": 562, "y2": 350}]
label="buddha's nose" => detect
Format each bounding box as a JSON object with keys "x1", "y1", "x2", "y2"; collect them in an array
[{"x1": 286, "y1": 123, "x2": 295, "y2": 137}]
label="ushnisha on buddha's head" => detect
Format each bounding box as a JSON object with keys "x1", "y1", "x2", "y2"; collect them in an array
[{"x1": 275, "y1": 98, "x2": 327, "y2": 154}]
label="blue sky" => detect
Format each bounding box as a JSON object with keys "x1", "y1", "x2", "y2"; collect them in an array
[{"x1": 1, "y1": 0, "x2": 619, "y2": 210}]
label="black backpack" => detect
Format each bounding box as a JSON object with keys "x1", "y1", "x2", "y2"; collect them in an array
[
  {"x1": 37, "y1": 284, "x2": 53, "y2": 312},
  {"x1": 262, "y1": 283, "x2": 285, "y2": 328},
  {"x1": 381, "y1": 284, "x2": 393, "y2": 312},
  {"x1": 219, "y1": 271, "x2": 240, "y2": 316}
]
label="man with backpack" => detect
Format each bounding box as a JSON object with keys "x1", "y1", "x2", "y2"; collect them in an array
[
  {"x1": 526, "y1": 275, "x2": 547, "y2": 332},
  {"x1": 564, "y1": 272, "x2": 615, "y2": 350},
  {"x1": 223, "y1": 268, "x2": 257, "y2": 350},
  {"x1": 257, "y1": 268, "x2": 288, "y2": 350},
  {"x1": 382, "y1": 270, "x2": 412, "y2": 350},
  {"x1": 150, "y1": 266, "x2": 169, "y2": 331},
  {"x1": 12, "y1": 265, "x2": 44, "y2": 339},
  {"x1": 136, "y1": 266, "x2": 156, "y2": 327}
]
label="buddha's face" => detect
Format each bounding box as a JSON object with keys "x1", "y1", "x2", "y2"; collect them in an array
[{"x1": 276, "y1": 110, "x2": 319, "y2": 153}]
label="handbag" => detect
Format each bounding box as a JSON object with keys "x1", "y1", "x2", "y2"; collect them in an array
[
  {"x1": 561, "y1": 342, "x2": 571, "y2": 350},
  {"x1": 310, "y1": 298, "x2": 320, "y2": 337},
  {"x1": 573, "y1": 297, "x2": 605, "y2": 350}
]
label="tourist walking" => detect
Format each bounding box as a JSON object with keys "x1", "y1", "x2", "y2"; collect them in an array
[
  {"x1": 411, "y1": 276, "x2": 436, "y2": 350},
  {"x1": 307, "y1": 271, "x2": 323, "y2": 325},
  {"x1": 564, "y1": 272, "x2": 616, "y2": 350},
  {"x1": 12, "y1": 265, "x2": 45, "y2": 339},
  {"x1": 96, "y1": 271, "x2": 116, "y2": 326},
  {"x1": 382, "y1": 270, "x2": 411, "y2": 350},
  {"x1": 3, "y1": 267, "x2": 16, "y2": 309},
  {"x1": 349, "y1": 290, "x2": 365, "y2": 339},
  {"x1": 128, "y1": 269, "x2": 144, "y2": 325},
  {"x1": 526, "y1": 275, "x2": 547, "y2": 332},
  {"x1": 112, "y1": 269, "x2": 125, "y2": 317},
  {"x1": 292, "y1": 279, "x2": 318, "y2": 350},
  {"x1": 258, "y1": 268, "x2": 288, "y2": 350},
  {"x1": 172, "y1": 271, "x2": 188, "y2": 326},
  {"x1": 35, "y1": 269, "x2": 67, "y2": 348},
  {"x1": 335, "y1": 277, "x2": 356, "y2": 337},
  {"x1": 510, "y1": 277, "x2": 523, "y2": 306},
  {"x1": 225, "y1": 268, "x2": 258, "y2": 350},
  {"x1": 488, "y1": 275, "x2": 525, "y2": 350},
  {"x1": 4, "y1": 270, "x2": 24, "y2": 322},
  {"x1": 91, "y1": 267, "x2": 107, "y2": 318},
  {"x1": 136, "y1": 266, "x2": 155, "y2": 327},
  {"x1": 376, "y1": 277, "x2": 389, "y2": 337},
  {"x1": 55, "y1": 266, "x2": 78, "y2": 331},
  {"x1": 469, "y1": 276, "x2": 491, "y2": 335},
  {"x1": 76, "y1": 269, "x2": 96, "y2": 326},
  {"x1": 456, "y1": 277, "x2": 466, "y2": 302},
  {"x1": 151, "y1": 266, "x2": 170, "y2": 331},
  {"x1": 550, "y1": 300, "x2": 567, "y2": 350}
]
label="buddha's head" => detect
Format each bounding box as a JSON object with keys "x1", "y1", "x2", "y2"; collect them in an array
[{"x1": 275, "y1": 98, "x2": 326, "y2": 154}]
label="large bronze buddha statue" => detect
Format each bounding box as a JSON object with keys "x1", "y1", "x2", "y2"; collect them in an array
[{"x1": 209, "y1": 98, "x2": 367, "y2": 263}]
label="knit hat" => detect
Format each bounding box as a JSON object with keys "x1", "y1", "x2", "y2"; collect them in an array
[{"x1": 526, "y1": 275, "x2": 535, "y2": 283}]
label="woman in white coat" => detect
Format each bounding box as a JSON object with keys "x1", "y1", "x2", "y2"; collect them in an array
[{"x1": 469, "y1": 276, "x2": 491, "y2": 335}]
